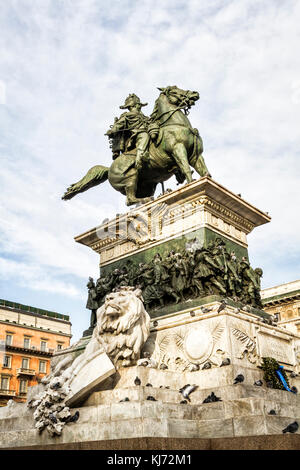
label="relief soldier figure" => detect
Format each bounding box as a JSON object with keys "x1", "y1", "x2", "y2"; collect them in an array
[
  {"x1": 86, "y1": 277, "x2": 98, "y2": 328},
  {"x1": 87, "y1": 238, "x2": 264, "y2": 313}
]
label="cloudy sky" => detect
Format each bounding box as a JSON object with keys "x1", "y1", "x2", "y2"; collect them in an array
[{"x1": 0, "y1": 0, "x2": 299, "y2": 341}]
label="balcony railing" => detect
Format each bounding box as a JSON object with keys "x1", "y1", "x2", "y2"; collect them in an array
[
  {"x1": 0, "y1": 389, "x2": 16, "y2": 397},
  {"x1": 0, "y1": 340, "x2": 54, "y2": 355},
  {"x1": 16, "y1": 368, "x2": 35, "y2": 377}
]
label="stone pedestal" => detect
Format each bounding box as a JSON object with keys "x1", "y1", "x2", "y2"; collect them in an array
[
  {"x1": 76, "y1": 177, "x2": 271, "y2": 318},
  {"x1": 75, "y1": 177, "x2": 270, "y2": 270}
]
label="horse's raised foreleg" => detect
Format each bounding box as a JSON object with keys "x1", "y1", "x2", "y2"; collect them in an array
[{"x1": 172, "y1": 143, "x2": 193, "y2": 184}]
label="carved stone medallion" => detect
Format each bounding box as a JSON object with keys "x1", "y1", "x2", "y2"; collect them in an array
[{"x1": 184, "y1": 327, "x2": 214, "y2": 364}]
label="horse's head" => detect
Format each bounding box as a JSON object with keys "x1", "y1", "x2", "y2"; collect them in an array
[{"x1": 157, "y1": 85, "x2": 199, "y2": 111}]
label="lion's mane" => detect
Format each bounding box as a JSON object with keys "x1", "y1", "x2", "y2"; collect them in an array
[{"x1": 95, "y1": 286, "x2": 151, "y2": 367}]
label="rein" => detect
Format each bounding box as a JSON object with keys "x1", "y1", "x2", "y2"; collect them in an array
[{"x1": 153, "y1": 95, "x2": 192, "y2": 126}]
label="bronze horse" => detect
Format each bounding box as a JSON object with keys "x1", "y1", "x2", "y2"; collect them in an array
[{"x1": 62, "y1": 86, "x2": 210, "y2": 205}]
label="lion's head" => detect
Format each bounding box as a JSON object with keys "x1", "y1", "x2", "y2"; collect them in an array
[{"x1": 96, "y1": 286, "x2": 151, "y2": 368}]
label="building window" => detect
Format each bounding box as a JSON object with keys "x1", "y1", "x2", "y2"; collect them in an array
[
  {"x1": 0, "y1": 377, "x2": 9, "y2": 390},
  {"x1": 3, "y1": 355, "x2": 11, "y2": 368},
  {"x1": 5, "y1": 334, "x2": 12, "y2": 346},
  {"x1": 23, "y1": 337, "x2": 30, "y2": 349},
  {"x1": 39, "y1": 361, "x2": 47, "y2": 373},
  {"x1": 19, "y1": 379, "x2": 27, "y2": 394},
  {"x1": 21, "y1": 357, "x2": 29, "y2": 369},
  {"x1": 57, "y1": 343, "x2": 63, "y2": 351},
  {"x1": 40, "y1": 341, "x2": 47, "y2": 352}
]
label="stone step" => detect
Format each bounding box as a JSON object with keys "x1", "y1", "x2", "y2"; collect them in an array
[{"x1": 0, "y1": 400, "x2": 299, "y2": 448}]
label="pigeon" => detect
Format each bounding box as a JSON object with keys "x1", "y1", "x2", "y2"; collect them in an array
[
  {"x1": 119, "y1": 397, "x2": 130, "y2": 402},
  {"x1": 164, "y1": 386, "x2": 170, "y2": 389},
  {"x1": 190, "y1": 311, "x2": 195, "y2": 317},
  {"x1": 217, "y1": 300, "x2": 228, "y2": 313},
  {"x1": 179, "y1": 384, "x2": 198, "y2": 402},
  {"x1": 189, "y1": 364, "x2": 200, "y2": 371},
  {"x1": 202, "y1": 362, "x2": 212, "y2": 370},
  {"x1": 268, "y1": 409, "x2": 276, "y2": 415},
  {"x1": 66, "y1": 411, "x2": 80, "y2": 424},
  {"x1": 138, "y1": 361, "x2": 149, "y2": 367},
  {"x1": 282, "y1": 421, "x2": 299, "y2": 434},
  {"x1": 220, "y1": 358, "x2": 231, "y2": 367},
  {"x1": 44, "y1": 401, "x2": 53, "y2": 408},
  {"x1": 49, "y1": 413, "x2": 57, "y2": 424},
  {"x1": 254, "y1": 380, "x2": 263, "y2": 387},
  {"x1": 180, "y1": 400, "x2": 188, "y2": 404},
  {"x1": 160, "y1": 363, "x2": 168, "y2": 370},
  {"x1": 290, "y1": 372, "x2": 298, "y2": 378},
  {"x1": 203, "y1": 392, "x2": 222, "y2": 403},
  {"x1": 146, "y1": 396, "x2": 157, "y2": 401},
  {"x1": 146, "y1": 383, "x2": 153, "y2": 387},
  {"x1": 134, "y1": 376, "x2": 141, "y2": 386},
  {"x1": 153, "y1": 321, "x2": 158, "y2": 327},
  {"x1": 201, "y1": 307, "x2": 212, "y2": 314},
  {"x1": 291, "y1": 386, "x2": 298, "y2": 394},
  {"x1": 233, "y1": 374, "x2": 244, "y2": 384}
]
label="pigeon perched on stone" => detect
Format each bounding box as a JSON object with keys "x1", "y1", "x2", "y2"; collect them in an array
[
  {"x1": 203, "y1": 392, "x2": 222, "y2": 403},
  {"x1": 146, "y1": 383, "x2": 153, "y2": 387},
  {"x1": 268, "y1": 409, "x2": 276, "y2": 415},
  {"x1": 254, "y1": 380, "x2": 263, "y2": 386},
  {"x1": 282, "y1": 421, "x2": 299, "y2": 434},
  {"x1": 189, "y1": 363, "x2": 200, "y2": 371},
  {"x1": 49, "y1": 413, "x2": 57, "y2": 424},
  {"x1": 119, "y1": 397, "x2": 130, "y2": 402},
  {"x1": 190, "y1": 311, "x2": 195, "y2": 317},
  {"x1": 179, "y1": 384, "x2": 198, "y2": 402},
  {"x1": 217, "y1": 300, "x2": 228, "y2": 313},
  {"x1": 202, "y1": 362, "x2": 212, "y2": 370},
  {"x1": 201, "y1": 306, "x2": 212, "y2": 314},
  {"x1": 138, "y1": 360, "x2": 149, "y2": 367},
  {"x1": 220, "y1": 358, "x2": 231, "y2": 367},
  {"x1": 180, "y1": 400, "x2": 188, "y2": 404},
  {"x1": 146, "y1": 396, "x2": 157, "y2": 401},
  {"x1": 66, "y1": 411, "x2": 80, "y2": 424},
  {"x1": 291, "y1": 386, "x2": 298, "y2": 394},
  {"x1": 134, "y1": 376, "x2": 141, "y2": 386},
  {"x1": 160, "y1": 363, "x2": 168, "y2": 370},
  {"x1": 290, "y1": 372, "x2": 298, "y2": 378},
  {"x1": 233, "y1": 374, "x2": 244, "y2": 384}
]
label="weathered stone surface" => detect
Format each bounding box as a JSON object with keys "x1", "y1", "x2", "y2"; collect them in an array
[{"x1": 66, "y1": 351, "x2": 115, "y2": 406}]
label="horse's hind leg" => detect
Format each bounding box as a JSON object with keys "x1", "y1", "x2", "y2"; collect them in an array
[{"x1": 172, "y1": 143, "x2": 193, "y2": 184}]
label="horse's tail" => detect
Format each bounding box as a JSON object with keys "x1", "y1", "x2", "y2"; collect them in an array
[{"x1": 62, "y1": 165, "x2": 109, "y2": 200}]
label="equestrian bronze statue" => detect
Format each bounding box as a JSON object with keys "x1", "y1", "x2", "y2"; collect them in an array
[{"x1": 62, "y1": 86, "x2": 211, "y2": 206}]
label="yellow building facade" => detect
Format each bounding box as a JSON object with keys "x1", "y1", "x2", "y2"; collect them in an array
[
  {"x1": 261, "y1": 280, "x2": 300, "y2": 335},
  {"x1": 0, "y1": 299, "x2": 72, "y2": 406}
]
